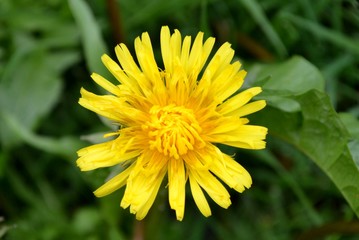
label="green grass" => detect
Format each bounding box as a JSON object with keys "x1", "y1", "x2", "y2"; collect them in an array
[{"x1": 0, "y1": 0, "x2": 358, "y2": 239}]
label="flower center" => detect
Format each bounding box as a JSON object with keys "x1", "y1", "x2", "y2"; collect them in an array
[{"x1": 143, "y1": 104, "x2": 205, "y2": 159}]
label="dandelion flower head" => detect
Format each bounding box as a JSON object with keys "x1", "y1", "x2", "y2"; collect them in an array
[{"x1": 77, "y1": 26, "x2": 268, "y2": 221}]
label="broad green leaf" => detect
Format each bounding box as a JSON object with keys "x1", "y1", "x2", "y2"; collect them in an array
[
  {"x1": 46, "y1": 51, "x2": 81, "y2": 73},
  {"x1": 40, "y1": 23, "x2": 80, "y2": 49},
  {"x1": 247, "y1": 56, "x2": 325, "y2": 112},
  {"x1": 253, "y1": 90, "x2": 359, "y2": 217},
  {"x1": 0, "y1": 110, "x2": 85, "y2": 160},
  {"x1": 339, "y1": 113, "x2": 359, "y2": 139},
  {"x1": 349, "y1": 140, "x2": 359, "y2": 169},
  {"x1": 340, "y1": 113, "x2": 359, "y2": 168},
  {"x1": 0, "y1": 49, "x2": 62, "y2": 147},
  {"x1": 0, "y1": 46, "x2": 79, "y2": 148},
  {"x1": 68, "y1": 0, "x2": 110, "y2": 79}
]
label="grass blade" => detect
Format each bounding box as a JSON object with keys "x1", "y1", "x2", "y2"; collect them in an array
[{"x1": 237, "y1": 0, "x2": 287, "y2": 57}]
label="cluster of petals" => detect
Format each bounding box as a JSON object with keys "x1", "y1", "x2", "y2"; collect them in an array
[{"x1": 77, "y1": 26, "x2": 267, "y2": 221}]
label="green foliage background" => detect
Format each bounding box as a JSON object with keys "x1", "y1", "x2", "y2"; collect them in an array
[{"x1": 0, "y1": 0, "x2": 358, "y2": 239}]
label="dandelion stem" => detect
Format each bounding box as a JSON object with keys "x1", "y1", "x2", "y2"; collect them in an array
[
  {"x1": 133, "y1": 220, "x2": 144, "y2": 240},
  {"x1": 106, "y1": 0, "x2": 124, "y2": 44}
]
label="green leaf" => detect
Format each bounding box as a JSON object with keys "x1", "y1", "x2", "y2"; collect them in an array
[
  {"x1": 0, "y1": 110, "x2": 85, "y2": 160},
  {"x1": 254, "y1": 90, "x2": 359, "y2": 217},
  {"x1": 0, "y1": 44, "x2": 79, "y2": 145},
  {"x1": 40, "y1": 23, "x2": 80, "y2": 49},
  {"x1": 68, "y1": 0, "x2": 110, "y2": 79},
  {"x1": 349, "y1": 140, "x2": 359, "y2": 169},
  {"x1": 247, "y1": 56, "x2": 325, "y2": 112},
  {"x1": 248, "y1": 57, "x2": 359, "y2": 218},
  {"x1": 0, "y1": 49, "x2": 63, "y2": 147},
  {"x1": 340, "y1": 113, "x2": 359, "y2": 169},
  {"x1": 46, "y1": 51, "x2": 81, "y2": 73},
  {"x1": 339, "y1": 113, "x2": 359, "y2": 139}
]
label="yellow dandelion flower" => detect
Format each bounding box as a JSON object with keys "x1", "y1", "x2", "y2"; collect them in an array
[{"x1": 77, "y1": 26, "x2": 267, "y2": 221}]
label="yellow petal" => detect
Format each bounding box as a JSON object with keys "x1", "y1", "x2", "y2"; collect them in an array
[
  {"x1": 209, "y1": 125, "x2": 268, "y2": 149},
  {"x1": 222, "y1": 154, "x2": 252, "y2": 190},
  {"x1": 115, "y1": 44, "x2": 153, "y2": 98},
  {"x1": 189, "y1": 168, "x2": 231, "y2": 209},
  {"x1": 91, "y1": 73, "x2": 121, "y2": 96},
  {"x1": 135, "y1": 167, "x2": 167, "y2": 220},
  {"x1": 77, "y1": 150, "x2": 140, "y2": 171},
  {"x1": 168, "y1": 158, "x2": 186, "y2": 221},
  {"x1": 205, "y1": 117, "x2": 249, "y2": 135},
  {"x1": 180, "y1": 35, "x2": 191, "y2": 68},
  {"x1": 101, "y1": 54, "x2": 142, "y2": 96},
  {"x1": 187, "y1": 31, "x2": 204, "y2": 74},
  {"x1": 79, "y1": 88, "x2": 122, "y2": 121},
  {"x1": 233, "y1": 100, "x2": 267, "y2": 117},
  {"x1": 201, "y1": 37, "x2": 216, "y2": 67},
  {"x1": 80, "y1": 88, "x2": 149, "y2": 126},
  {"x1": 170, "y1": 29, "x2": 182, "y2": 62},
  {"x1": 77, "y1": 139, "x2": 141, "y2": 171},
  {"x1": 217, "y1": 87, "x2": 262, "y2": 115},
  {"x1": 160, "y1": 26, "x2": 172, "y2": 72},
  {"x1": 190, "y1": 36, "x2": 215, "y2": 90},
  {"x1": 94, "y1": 164, "x2": 135, "y2": 197},
  {"x1": 203, "y1": 147, "x2": 252, "y2": 192},
  {"x1": 115, "y1": 43, "x2": 142, "y2": 75},
  {"x1": 135, "y1": 32, "x2": 162, "y2": 88},
  {"x1": 211, "y1": 61, "x2": 241, "y2": 99},
  {"x1": 203, "y1": 42, "x2": 234, "y2": 80},
  {"x1": 215, "y1": 69, "x2": 246, "y2": 102},
  {"x1": 189, "y1": 170, "x2": 211, "y2": 217},
  {"x1": 183, "y1": 149, "x2": 210, "y2": 170},
  {"x1": 120, "y1": 151, "x2": 168, "y2": 219}
]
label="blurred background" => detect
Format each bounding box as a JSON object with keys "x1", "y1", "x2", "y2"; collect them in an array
[{"x1": 0, "y1": 0, "x2": 358, "y2": 239}]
